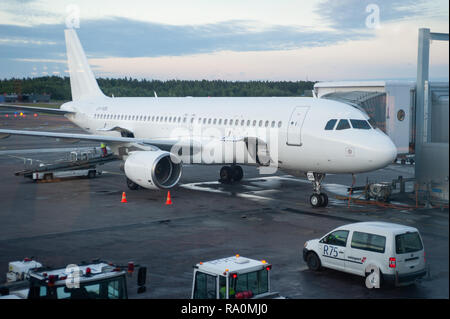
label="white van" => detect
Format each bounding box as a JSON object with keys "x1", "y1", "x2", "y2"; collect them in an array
[{"x1": 302, "y1": 222, "x2": 427, "y2": 288}]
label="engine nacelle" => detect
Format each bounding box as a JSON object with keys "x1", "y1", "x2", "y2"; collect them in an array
[{"x1": 124, "y1": 150, "x2": 182, "y2": 190}]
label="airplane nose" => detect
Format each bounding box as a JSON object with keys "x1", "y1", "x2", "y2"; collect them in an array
[{"x1": 375, "y1": 137, "x2": 397, "y2": 167}]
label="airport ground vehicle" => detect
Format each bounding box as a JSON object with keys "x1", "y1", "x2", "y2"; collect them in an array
[
  {"x1": 0, "y1": 259, "x2": 146, "y2": 299},
  {"x1": 31, "y1": 168, "x2": 100, "y2": 181},
  {"x1": 14, "y1": 149, "x2": 118, "y2": 182},
  {"x1": 191, "y1": 255, "x2": 283, "y2": 299},
  {"x1": 303, "y1": 222, "x2": 427, "y2": 288}
]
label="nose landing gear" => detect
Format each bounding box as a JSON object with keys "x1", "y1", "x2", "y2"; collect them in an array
[{"x1": 307, "y1": 172, "x2": 328, "y2": 208}]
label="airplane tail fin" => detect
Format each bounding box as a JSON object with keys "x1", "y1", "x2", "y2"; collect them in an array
[{"x1": 64, "y1": 29, "x2": 106, "y2": 101}]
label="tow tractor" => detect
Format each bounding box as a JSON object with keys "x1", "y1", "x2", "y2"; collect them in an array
[
  {"x1": 191, "y1": 255, "x2": 284, "y2": 299},
  {"x1": 14, "y1": 148, "x2": 119, "y2": 182},
  {"x1": 0, "y1": 258, "x2": 147, "y2": 299}
]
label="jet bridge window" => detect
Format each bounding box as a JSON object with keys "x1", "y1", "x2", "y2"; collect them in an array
[
  {"x1": 324, "y1": 119, "x2": 337, "y2": 130},
  {"x1": 350, "y1": 119, "x2": 371, "y2": 129},
  {"x1": 336, "y1": 119, "x2": 351, "y2": 130}
]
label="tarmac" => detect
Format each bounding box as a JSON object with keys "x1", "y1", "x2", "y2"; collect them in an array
[{"x1": 0, "y1": 114, "x2": 448, "y2": 298}]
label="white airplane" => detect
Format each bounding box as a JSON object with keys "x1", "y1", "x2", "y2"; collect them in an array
[{"x1": 0, "y1": 29, "x2": 397, "y2": 208}]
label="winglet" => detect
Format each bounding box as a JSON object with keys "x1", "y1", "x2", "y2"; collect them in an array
[{"x1": 64, "y1": 29, "x2": 106, "y2": 101}]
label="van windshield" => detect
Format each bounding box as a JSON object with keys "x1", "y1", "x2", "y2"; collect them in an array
[{"x1": 396, "y1": 232, "x2": 423, "y2": 254}]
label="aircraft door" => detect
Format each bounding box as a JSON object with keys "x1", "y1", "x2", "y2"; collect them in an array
[{"x1": 287, "y1": 106, "x2": 309, "y2": 146}]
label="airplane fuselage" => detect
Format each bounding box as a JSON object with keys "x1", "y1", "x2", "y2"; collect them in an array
[{"x1": 62, "y1": 96, "x2": 397, "y2": 175}]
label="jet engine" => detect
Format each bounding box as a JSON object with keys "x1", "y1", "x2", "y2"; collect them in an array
[{"x1": 124, "y1": 150, "x2": 182, "y2": 190}]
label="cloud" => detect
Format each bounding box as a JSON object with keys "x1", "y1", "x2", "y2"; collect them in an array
[
  {"x1": 314, "y1": 0, "x2": 435, "y2": 30},
  {"x1": 0, "y1": 17, "x2": 372, "y2": 60}
]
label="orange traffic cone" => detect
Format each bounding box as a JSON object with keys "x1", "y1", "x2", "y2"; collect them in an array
[
  {"x1": 165, "y1": 191, "x2": 172, "y2": 205},
  {"x1": 121, "y1": 192, "x2": 128, "y2": 203}
]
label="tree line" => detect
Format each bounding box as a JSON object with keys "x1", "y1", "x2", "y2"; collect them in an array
[{"x1": 0, "y1": 76, "x2": 316, "y2": 101}]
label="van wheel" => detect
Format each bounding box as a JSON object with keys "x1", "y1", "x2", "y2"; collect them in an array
[
  {"x1": 44, "y1": 174, "x2": 53, "y2": 181},
  {"x1": 88, "y1": 170, "x2": 96, "y2": 179},
  {"x1": 306, "y1": 252, "x2": 321, "y2": 271}
]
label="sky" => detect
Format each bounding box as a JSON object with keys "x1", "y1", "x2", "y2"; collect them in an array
[{"x1": 0, "y1": 0, "x2": 448, "y2": 81}]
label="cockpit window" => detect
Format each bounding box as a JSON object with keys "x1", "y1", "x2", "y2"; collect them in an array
[
  {"x1": 324, "y1": 119, "x2": 337, "y2": 130},
  {"x1": 336, "y1": 119, "x2": 351, "y2": 130},
  {"x1": 350, "y1": 119, "x2": 371, "y2": 129}
]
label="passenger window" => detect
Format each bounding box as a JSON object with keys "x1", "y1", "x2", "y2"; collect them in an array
[
  {"x1": 218, "y1": 119, "x2": 222, "y2": 125},
  {"x1": 247, "y1": 120, "x2": 250, "y2": 126},
  {"x1": 278, "y1": 121, "x2": 282, "y2": 128},
  {"x1": 213, "y1": 119, "x2": 217, "y2": 125},
  {"x1": 230, "y1": 120, "x2": 233, "y2": 125},
  {"x1": 320, "y1": 230, "x2": 349, "y2": 247},
  {"x1": 208, "y1": 118, "x2": 212, "y2": 124},
  {"x1": 253, "y1": 120, "x2": 257, "y2": 127},
  {"x1": 265, "y1": 121, "x2": 269, "y2": 127},
  {"x1": 259, "y1": 120, "x2": 263, "y2": 127},
  {"x1": 203, "y1": 118, "x2": 207, "y2": 124},
  {"x1": 351, "y1": 231, "x2": 386, "y2": 253},
  {"x1": 324, "y1": 119, "x2": 337, "y2": 130},
  {"x1": 336, "y1": 119, "x2": 351, "y2": 130},
  {"x1": 224, "y1": 119, "x2": 228, "y2": 125},
  {"x1": 198, "y1": 118, "x2": 202, "y2": 124},
  {"x1": 350, "y1": 119, "x2": 371, "y2": 129},
  {"x1": 241, "y1": 120, "x2": 245, "y2": 126},
  {"x1": 271, "y1": 121, "x2": 275, "y2": 128}
]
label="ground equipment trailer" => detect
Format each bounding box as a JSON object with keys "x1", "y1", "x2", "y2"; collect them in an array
[
  {"x1": 191, "y1": 255, "x2": 284, "y2": 299},
  {"x1": 14, "y1": 149, "x2": 119, "y2": 182},
  {"x1": 0, "y1": 258, "x2": 147, "y2": 299}
]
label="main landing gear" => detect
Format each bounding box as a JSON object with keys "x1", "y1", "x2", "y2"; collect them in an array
[
  {"x1": 307, "y1": 172, "x2": 328, "y2": 208},
  {"x1": 219, "y1": 165, "x2": 243, "y2": 184}
]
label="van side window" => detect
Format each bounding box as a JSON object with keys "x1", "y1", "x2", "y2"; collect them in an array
[
  {"x1": 351, "y1": 231, "x2": 386, "y2": 253},
  {"x1": 320, "y1": 230, "x2": 349, "y2": 247},
  {"x1": 336, "y1": 119, "x2": 351, "y2": 130},
  {"x1": 324, "y1": 119, "x2": 337, "y2": 130}
]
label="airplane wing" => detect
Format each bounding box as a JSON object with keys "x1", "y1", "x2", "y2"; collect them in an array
[
  {"x1": 0, "y1": 128, "x2": 270, "y2": 164},
  {"x1": 0, "y1": 128, "x2": 176, "y2": 150},
  {"x1": 0, "y1": 104, "x2": 73, "y2": 115}
]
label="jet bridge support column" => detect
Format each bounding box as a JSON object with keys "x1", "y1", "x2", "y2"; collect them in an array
[{"x1": 415, "y1": 28, "x2": 449, "y2": 203}]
